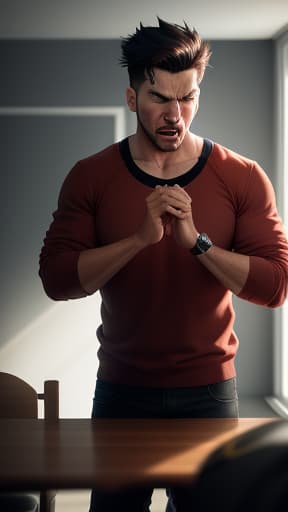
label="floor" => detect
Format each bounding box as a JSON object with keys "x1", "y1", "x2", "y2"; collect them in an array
[
  {"x1": 55, "y1": 398, "x2": 279, "y2": 512},
  {"x1": 56, "y1": 489, "x2": 167, "y2": 512}
]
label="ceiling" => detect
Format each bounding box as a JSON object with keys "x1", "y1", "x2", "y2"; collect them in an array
[{"x1": 0, "y1": 0, "x2": 287, "y2": 40}]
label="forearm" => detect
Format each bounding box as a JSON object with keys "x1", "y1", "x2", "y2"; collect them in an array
[
  {"x1": 197, "y1": 245, "x2": 250, "y2": 295},
  {"x1": 78, "y1": 234, "x2": 144, "y2": 294}
]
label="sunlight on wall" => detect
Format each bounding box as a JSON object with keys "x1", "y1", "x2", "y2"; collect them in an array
[{"x1": 0, "y1": 294, "x2": 101, "y2": 418}]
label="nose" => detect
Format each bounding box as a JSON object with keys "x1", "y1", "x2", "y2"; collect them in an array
[{"x1": 164, "y1": 100, "x2": 181, "y2": 124}]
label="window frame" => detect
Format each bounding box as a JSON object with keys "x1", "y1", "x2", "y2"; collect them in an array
[{"x1": 266, "y1": 30, "x2": 288, "y2": 416}]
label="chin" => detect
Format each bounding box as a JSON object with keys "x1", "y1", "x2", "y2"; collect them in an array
[
  {"x1": 154, "y1": 137, "x2": 183, "y2": 153},
  {"x1": 158, "y1": 144, "x2": 180, "y2": 153}
]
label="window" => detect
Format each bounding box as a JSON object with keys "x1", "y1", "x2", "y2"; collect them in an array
[{"x1": 267, "y1": 31, "x2": 288, "y2": 416}]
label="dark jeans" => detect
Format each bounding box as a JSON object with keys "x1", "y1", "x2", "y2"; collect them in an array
[{"x1": 89, "y1": 377, "x2": 239, "y2": 512}]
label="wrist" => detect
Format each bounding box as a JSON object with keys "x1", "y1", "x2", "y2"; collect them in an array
[{"x1": 131, "y1": 233, "x2": 149, "y2": 251}]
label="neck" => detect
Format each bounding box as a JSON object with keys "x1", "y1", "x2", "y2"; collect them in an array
[
  {"x1": 128, "y1": 132, "x2": 203, "y2": 179},
  {"x1": 129, "y1": 131, "x2": 199, "y2": 171}
]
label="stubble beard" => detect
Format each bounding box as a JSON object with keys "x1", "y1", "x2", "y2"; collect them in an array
[{"x1": 136, "y1": 110, "x2": 182, "y2": 153}]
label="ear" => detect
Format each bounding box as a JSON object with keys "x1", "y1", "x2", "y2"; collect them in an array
[{"x1": 126, "y1": 87, "x2": 137, "y2": 112}]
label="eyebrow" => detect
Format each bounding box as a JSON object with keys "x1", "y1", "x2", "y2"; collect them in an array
[{"x1": 148, "y1": 89, "x2": 199, "y2": 101}]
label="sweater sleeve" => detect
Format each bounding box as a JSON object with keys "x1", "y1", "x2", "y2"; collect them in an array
[
  {"x1": 235, "y1": 161, "x2": 288, "y2": 307},
  {"x1": 39, "y1": 161, "x2": 98, "y2": 300}
]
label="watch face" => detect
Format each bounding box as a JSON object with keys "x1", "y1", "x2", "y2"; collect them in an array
[
  {"x1": 198, "y1": 233, "x2": 212, "y2": 252},
  {"x1": 190, "y1": 233, "x2": 212, "y2": 255},
  {"x1": 200, "y1": 233, "x2": 210, "y2": 244}
]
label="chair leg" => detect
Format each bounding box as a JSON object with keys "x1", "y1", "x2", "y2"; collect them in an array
[{"x1": 40, "y1": 490, "x2": 56, "y2": 512}]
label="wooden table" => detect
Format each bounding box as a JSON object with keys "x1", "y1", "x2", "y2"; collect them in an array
[{"x1": 0, "y1": 417, "x2": 277, "y2": 491}]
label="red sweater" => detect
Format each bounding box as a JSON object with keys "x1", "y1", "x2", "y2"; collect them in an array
[{"x1": 39, "y1": 139, "x2": 288, "y2": 387}]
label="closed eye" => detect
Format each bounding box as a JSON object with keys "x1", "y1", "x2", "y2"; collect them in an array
[
  {"x1": 182, "y1": 92, "x2": 199, "y2": 102},
  {"x1": 149, "y1": 92, "x2": 170, "y2": 103},
  {"x1": 182, "y1": 96, "x2": 195, "y2": 102},
  {"x1": 148, "y1": 91, "x2": 199, "y2": 103}
]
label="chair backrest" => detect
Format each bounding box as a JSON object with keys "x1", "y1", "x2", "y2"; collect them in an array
[{"x1": 0, "y1": 372, "x2": 59, "y2": 420}]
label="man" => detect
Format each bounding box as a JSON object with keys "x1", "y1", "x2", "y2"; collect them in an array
[{"x1": 39, "y1": 18, "x2": 288, "y2": 512}]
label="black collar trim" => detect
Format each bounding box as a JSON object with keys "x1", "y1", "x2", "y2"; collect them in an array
[{"x1": 119, "y1": 137, "x2": 213, "y2": 188}]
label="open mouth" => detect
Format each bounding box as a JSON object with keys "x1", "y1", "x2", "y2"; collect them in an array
[{"x1": 157, "y1": 128, "x2": 179, "y2": 137}]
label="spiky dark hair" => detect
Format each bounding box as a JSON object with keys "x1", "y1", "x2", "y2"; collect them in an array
[{"x1": 120, "y1": 17, "x2": 211, "y2": 87}]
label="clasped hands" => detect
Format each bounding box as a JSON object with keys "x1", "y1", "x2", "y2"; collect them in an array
[{"x1": 136, "y1": 184, "x2": 198, "y2": 249}]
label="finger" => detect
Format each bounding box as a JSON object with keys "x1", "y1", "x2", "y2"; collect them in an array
[
  {"x1": 146, "y1": 187, "x2": 165, "y2": 205},
  {"x1": 162, "y1": 191, "x2": 191, "y2": 211},
  {"x1": 153, "y1": 184, "x2": 190, "y2": 204},
  {"x1": 163, "y1": 185, "x2": 191, "y2": 201},
  {"x1": 169, "y1": 184, "x2": 192, "y2": 203},
  {"x1": 166, "y1": 204, "x2": 191, "y2": 218},
  {"x1": 148, "y1": 186, "x2": 191, "y2": 214},
  {"x1": 173, "y1": 185, "x2": 192, "y2": 201},
  {"x1": 146, "y1": 193, "x2": 174, "y2": 217}
]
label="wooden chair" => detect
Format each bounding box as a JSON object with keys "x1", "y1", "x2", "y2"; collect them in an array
[{"x1": 0, "y1": 372, "x2": 59, "y2": 512}]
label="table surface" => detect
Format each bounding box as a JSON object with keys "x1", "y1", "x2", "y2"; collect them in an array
[{"x1": 0, "y1": 417, "x2": 277, "y2": 491}]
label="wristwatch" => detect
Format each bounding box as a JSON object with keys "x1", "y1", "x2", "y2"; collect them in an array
[{"x1": 190, "y1": 233, "x2": 213, "y2": 255}]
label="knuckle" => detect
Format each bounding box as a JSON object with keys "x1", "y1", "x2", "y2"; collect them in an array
[{"x1": 161, "y1": 196, "x2": 169, "y2": 207}]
